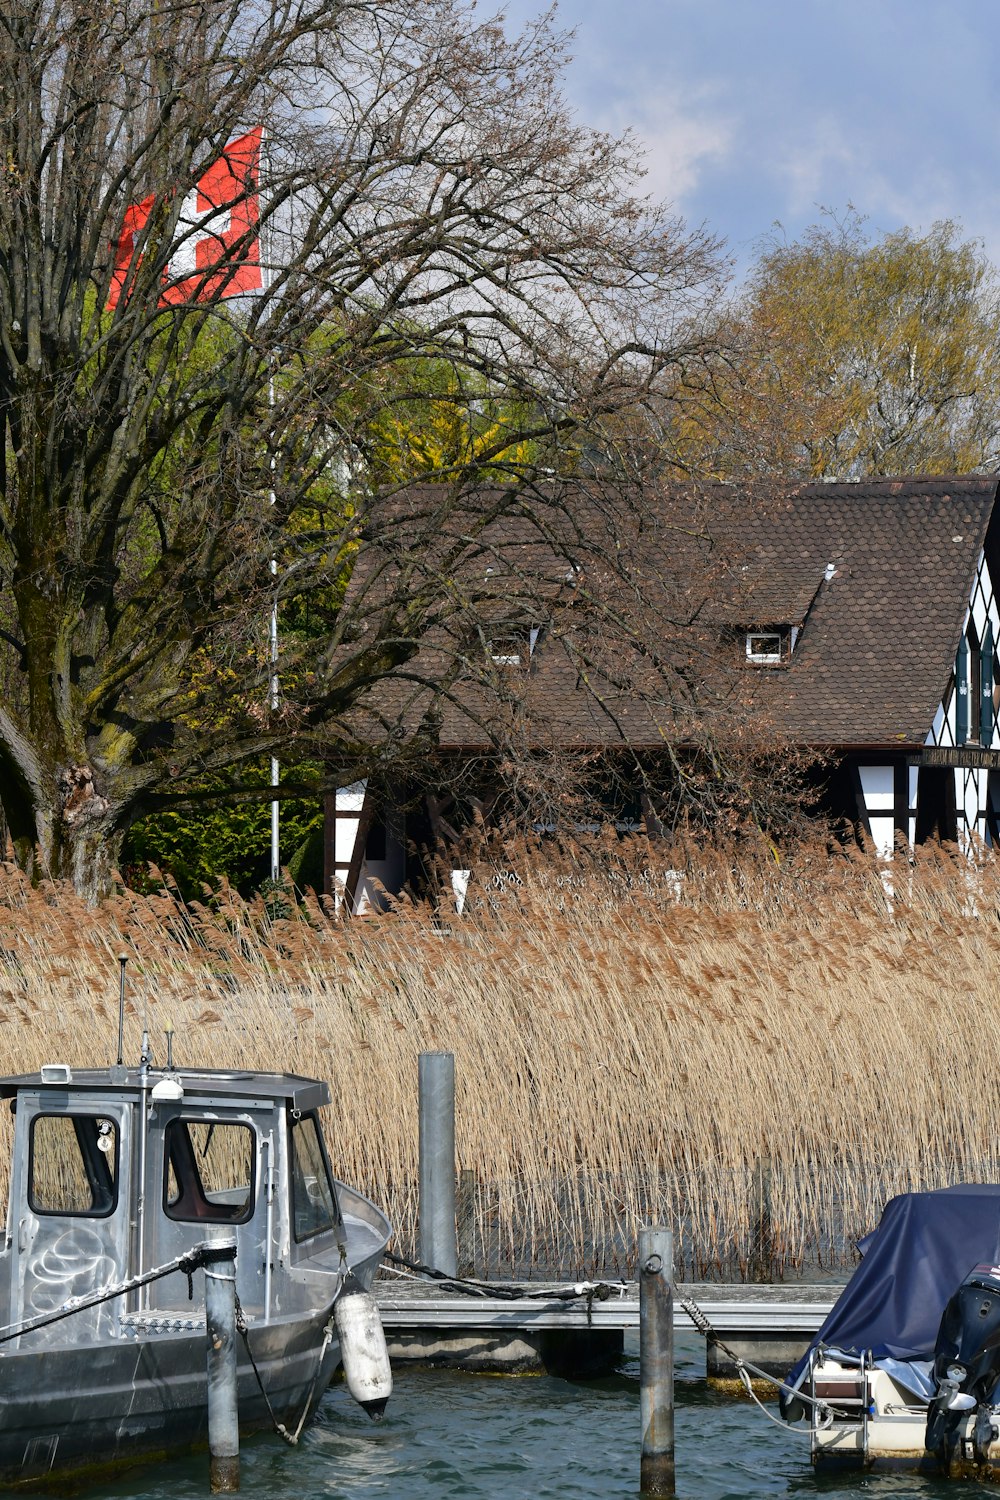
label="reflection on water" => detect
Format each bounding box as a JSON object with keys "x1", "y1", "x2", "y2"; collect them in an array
[{"x1": 26, "y1": 1334, "x2": 997, "y2": 1500}]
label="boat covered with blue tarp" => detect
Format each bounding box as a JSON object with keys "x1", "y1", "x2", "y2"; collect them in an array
[{"x1": 783, "y1": 1184, "x2": 1000, "y2": 1475}]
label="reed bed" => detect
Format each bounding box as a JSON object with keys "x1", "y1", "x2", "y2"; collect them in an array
[{"x1": 0, "y1": 839, "x2": 998, "y2": 1281}]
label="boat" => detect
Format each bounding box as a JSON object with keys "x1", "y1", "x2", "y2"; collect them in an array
[
  {"x1": 781, "y1": 1184, "x2": 1000, "y2": 1477},
  {"x1": 0, "y1": 1042, "x2": 392, "y2": 1486}
]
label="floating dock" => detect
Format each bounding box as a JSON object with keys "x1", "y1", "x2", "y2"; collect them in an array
[{"x1": 375, "y1": 1278, "x2": 841, "y2": 1377}]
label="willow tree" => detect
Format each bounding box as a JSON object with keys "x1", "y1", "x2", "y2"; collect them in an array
[
  {"x1": 670, "y1": 213, "x2": 1000, "y2": 481},
  {"x1": 0, "y1": 0, "x2": 728, "y2": 896}
]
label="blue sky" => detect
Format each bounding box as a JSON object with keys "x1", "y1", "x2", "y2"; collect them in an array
[{"x1": 498, "y1": 0, "x2": 1000, "y2": 282}]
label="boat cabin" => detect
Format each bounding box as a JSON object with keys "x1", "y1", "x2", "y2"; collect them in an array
[{"x1": 0, "y1": 1066, "x2": 344, "y2": 1345}]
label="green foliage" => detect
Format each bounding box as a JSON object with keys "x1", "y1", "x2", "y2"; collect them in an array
[
  {"x1": 123, "y1": 769, "x2": 324, "y2": 898},
  {"x1": 352, "y1": 346, "x2": 543, "y2": 486}
]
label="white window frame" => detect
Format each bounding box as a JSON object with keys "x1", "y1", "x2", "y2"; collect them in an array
[{"x1": 746, "y1": 630, "x2": 784, "y2": 665}]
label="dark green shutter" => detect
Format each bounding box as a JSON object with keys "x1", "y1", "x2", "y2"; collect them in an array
[
  {"x1": 957, "y1": 636, "x2": 970, "y2": 744},
  {"x1": 982, "y1": 623, "x2": 995, "y2": 746}
]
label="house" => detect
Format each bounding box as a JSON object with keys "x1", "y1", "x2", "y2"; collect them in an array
[{"x1": 323, "y1": 475, "x2": 1000, "y2": 910}]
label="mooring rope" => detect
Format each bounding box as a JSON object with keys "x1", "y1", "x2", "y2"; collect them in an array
[
  {"x1": 0, "y1": 1240, "x2": 234, "y2": 1347},
  {"x1": 386, "y1": 1251, "x2": 829, "y2": 1431},
  {"x1": 234, "y1": 1290, "x2": 338, "y2": 1446},
  {"x1": 383, "y1": 1249, "x2": 625, "y2": 1320},
  {"x1": 673, "y1": 1283, "x2": 832, "y2": 1428}
]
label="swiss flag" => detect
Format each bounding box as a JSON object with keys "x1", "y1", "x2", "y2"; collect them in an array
[{"x1": 109, "y1": 128, "x2": 263, "y2": 308}]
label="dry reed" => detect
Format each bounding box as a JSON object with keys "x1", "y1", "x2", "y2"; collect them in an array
[{"x1": 1, "y1": 839, "x2": 997, "y2": 1281}]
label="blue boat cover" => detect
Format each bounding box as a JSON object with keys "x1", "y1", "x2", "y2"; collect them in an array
[{"x1": 785, "y1": 1184, "x2": 1000, "y2": 1390}]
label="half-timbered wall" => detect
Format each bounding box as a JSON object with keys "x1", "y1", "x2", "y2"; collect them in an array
[
  {"x1": 324, "y1": 780, "x2": 405, "y2": 914},
  {"x1": 856, "y1": 548, "x2": 1000, "y2": 850},
  {"x1": 926, "y1": 547, "x2": 1000, "y2": 846}
]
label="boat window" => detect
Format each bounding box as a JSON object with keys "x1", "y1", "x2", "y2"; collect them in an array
[
  {"x1": 164, "y1": 1119, "x2": 255, "y2": 1224},
  {"x1": 29, "y1": 1114, "x2": 118, "y2": 1217},
  {"x1": 290, "y1": 1113, "x2": 340, "y2": 1241}
]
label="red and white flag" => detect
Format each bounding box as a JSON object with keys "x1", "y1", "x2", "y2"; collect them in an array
[{"x1": 109, "y1": 128, "x2": 263, "y2": 308}]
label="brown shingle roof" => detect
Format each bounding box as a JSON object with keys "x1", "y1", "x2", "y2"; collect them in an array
[
  {"x1": 335, "y1": 475, "x2": 1000, "y2": 754},
  {"x1": 744, "y1": 476, "x2": 999, "y2": 746}
]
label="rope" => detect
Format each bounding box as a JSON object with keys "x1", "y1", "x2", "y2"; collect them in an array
[
  {"x1": 383, "y1": 1250, "x2": 624, "y2": 1309},
  {"x1": 736, "y1": 1365, "x2": 817, "y2": 1439},
  {"x1": 234, "y1": 1273, "x2": 343, "y2": 1446},
  {"x1": 0, "y1": 1241, "x2": 233, "y2": 1348},
  {"x1": 672, "y1": 1282, "x2": 832, "y2": 1424}
]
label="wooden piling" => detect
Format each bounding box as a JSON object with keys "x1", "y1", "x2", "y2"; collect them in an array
[
  {"x1": 418, "y1": 1051, "x2": 457, "y2": 1276},
  {"x1": 749, "y1": 1156, "x2": 774, "y2": 1284},
  {"x1": 639, "y1": 1226, "x2": 675, "y2": 1497},
  {"x1": 205, "y1": 1229, "x2": 240, "y2": 1493},
  {"x1": 457, "y1": 1166, "x2": 477, "y2": 1277}
]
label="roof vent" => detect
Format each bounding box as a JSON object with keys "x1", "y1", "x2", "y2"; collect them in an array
[{"x1": 824, "y1": 561, "x2": 837, "y2": 582}]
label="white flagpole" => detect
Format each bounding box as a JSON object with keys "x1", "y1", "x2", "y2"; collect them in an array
[
  {"x1": 269, "y1": 555, "x2": 279, "y2": 883},
  {"x1": 262, "y1": 127, "x2": 281, "y2": 885}
]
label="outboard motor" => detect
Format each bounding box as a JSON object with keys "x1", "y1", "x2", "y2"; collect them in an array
[{"x1": 926, "y1": 1263, "x2": 1000, "y2": 1468}]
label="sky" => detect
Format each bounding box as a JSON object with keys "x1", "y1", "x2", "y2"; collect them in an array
[{"x1": 497, "y1": 0, "x2": 1000, "y2": 283}]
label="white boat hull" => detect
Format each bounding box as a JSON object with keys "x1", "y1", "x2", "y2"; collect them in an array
[{"x1": 811, "y1": 1355, "x2": 1000, "y2": 1477}]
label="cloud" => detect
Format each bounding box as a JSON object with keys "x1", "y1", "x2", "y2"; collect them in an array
[
  {"x1": 596, "y1": 86, "x2": 734, "y2": 212},
  {"x1": 776, "y1": 116, "x2": 862, "y2": 221}
]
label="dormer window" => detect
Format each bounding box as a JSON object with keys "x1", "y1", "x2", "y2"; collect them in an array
[
  {"x1": 489, "y1": 625, "x2": 541, "y2": 669},
  {"x1": 744, "y1": 627, "x2": 796, "y2": 666},
  {"x1": 490, "y1": 639, "x2": 523, "y2": 667}
]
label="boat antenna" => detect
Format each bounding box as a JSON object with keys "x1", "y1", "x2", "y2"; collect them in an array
[
  {"x1": 111, "y1": 955, "x2": 129, "y2": 1084},
  {"x1": 117, "y1": 954, "x2": 126, "y2": 1064}
]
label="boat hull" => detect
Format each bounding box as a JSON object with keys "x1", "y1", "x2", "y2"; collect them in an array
[
  {"x1": 0, "y1": 1307, "x2": 341, "y2": 1486},
  {"x1": 811, "y1": 1357, "x2": 1000, "y2": 1480}
]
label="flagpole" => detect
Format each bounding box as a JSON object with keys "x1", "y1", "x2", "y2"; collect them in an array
[
  {"x1": 262, "y1": 127, "x2": 280, "y2": 885},
  {"x1": 270, "y1": 555, "x2": 279, "y2": 883}
]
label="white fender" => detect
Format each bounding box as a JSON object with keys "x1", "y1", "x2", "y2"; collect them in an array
[{"x1": 334, "y1": 1273, "x2": 393, "y2": 1421}]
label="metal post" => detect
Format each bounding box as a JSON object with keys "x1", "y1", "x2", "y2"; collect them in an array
[
  {"x1": 205, "y1": 1229, "x2": 240, "y2": 1493},
  {"x1": 418, "y1": 1051, "x2": 457, "y2": 1276},
  {"x1": 639, "y1": 1226, "x2": 675, "y2": 1497}
]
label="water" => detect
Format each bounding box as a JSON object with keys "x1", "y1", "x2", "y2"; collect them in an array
[{"x1": 25, "y1": 1336, "x2": 992, "y2": 1500}]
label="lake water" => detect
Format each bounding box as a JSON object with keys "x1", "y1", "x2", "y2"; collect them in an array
[{"x1": 32, "y1": 1334, "x2": 991, "y2": 1500}]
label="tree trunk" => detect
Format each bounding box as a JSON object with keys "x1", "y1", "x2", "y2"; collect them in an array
[
  {"x1": 47, "y1": 766, "x2": 128, "y2": 900},
  {"x1": 0, "y1": 756, "x2": 128, "y2": 902}
]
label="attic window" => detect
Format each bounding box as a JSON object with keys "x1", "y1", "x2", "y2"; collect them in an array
[
  {"x1": 489, "y1": 626, "x2": 541, "y2": 668},
  {"x1": 746, "y1": 630, "x2": 788, "y2": 666},
  {"x1": 490, "y1": 640, "x2": 522, "y2": 667}
]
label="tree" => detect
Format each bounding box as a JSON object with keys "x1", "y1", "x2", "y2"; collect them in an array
[
  {"x1": 0, "y1": 0, "x2": 729, "y2": 896},
  {"x1": 672, "y1": 212, "x2": 1000, "y2": 481}
]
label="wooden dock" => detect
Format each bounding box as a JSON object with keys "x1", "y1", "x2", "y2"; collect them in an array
[{"x1": 375, "y1": 1277, "x2": 841, "y2": 1377}]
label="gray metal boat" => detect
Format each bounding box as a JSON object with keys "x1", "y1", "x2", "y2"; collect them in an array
[{"x1": 0, "y1": 1056, "x2": 391, "y2": 1486}]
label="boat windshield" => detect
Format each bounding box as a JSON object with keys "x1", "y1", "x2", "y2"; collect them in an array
[
  {"x1": 290, "y1": 1113, "x2": 339, "y2": 1241},
  {"x1": 164, "y1": 1119, "x2": 255, "y2": 1223},
  {"x1": 29, "y1": 1113, "x2": 118, "y2": 1217}
]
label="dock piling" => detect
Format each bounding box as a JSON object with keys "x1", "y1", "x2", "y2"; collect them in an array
[
  {"x1": 639, "y1": 1226, "x2": 675, "y2": 1497},
  {"x1": 418, "y1": 1051, "x2": 457, "y2": 1276},
  {"x1": 204, "y1": 1228, "x2": 240, "y2": 1493},
  {"x1": 749, "y1": 1157, "x2": 774, "y2": 1283},
  {"x1": 457, "y1": 1166, "x2": 477, "y2": 1277}
]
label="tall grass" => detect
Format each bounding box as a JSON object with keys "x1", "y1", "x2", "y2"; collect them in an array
[{"x1": 1, "y1": 839, "x2": 998, "y2": 1280}]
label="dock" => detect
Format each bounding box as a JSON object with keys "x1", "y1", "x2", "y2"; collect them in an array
[{"x1": 375, "y1": 1277, "x2": 841, "y2": 1378}]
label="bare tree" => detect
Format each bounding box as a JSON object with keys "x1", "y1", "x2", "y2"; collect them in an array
[{"x1": 0, "y1": 0, "x2": 728, "y2": 896}]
